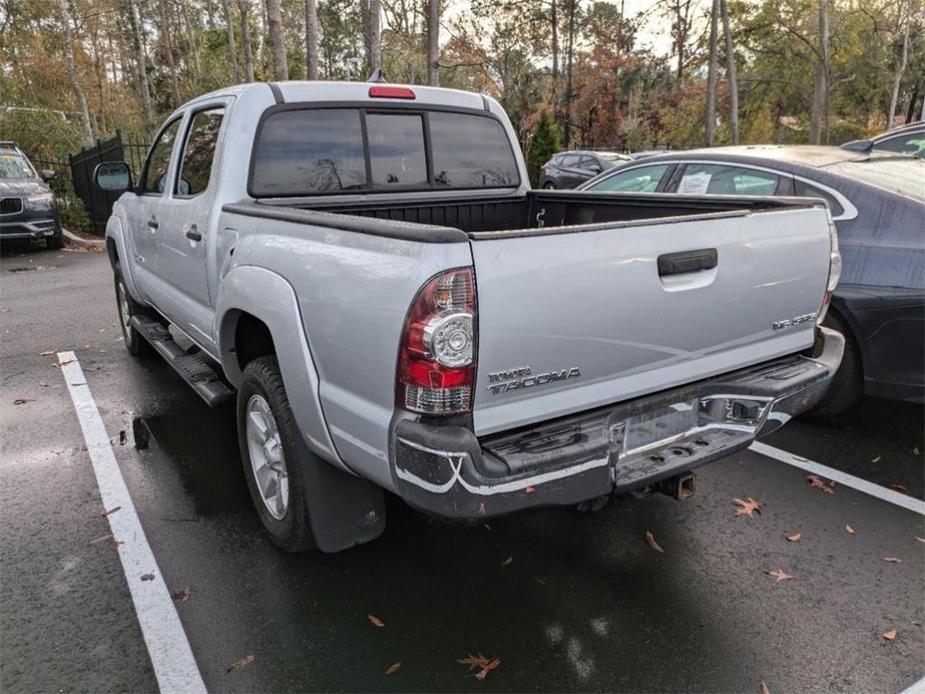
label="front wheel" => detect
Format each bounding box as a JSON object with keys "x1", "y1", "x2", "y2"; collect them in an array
[
  {"x1": 542, "y1": 181, "x2": 557, "y2": 189},
  {"x1": 46, "y1": 225, "x2": 64, "y2": 250},
  {"x1": 237, "y1": 356, "x2": 318, "y2": 552},
  {"x1": 114, "y1": 269, "x2": 154, "y2": 356}
]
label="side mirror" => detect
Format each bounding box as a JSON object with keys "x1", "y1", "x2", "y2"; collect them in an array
[
  {"x1": 93, "y1": 161, "x2": 132, "y2": 193},
  {"x1": 40, "y1": 169, "x2": 57, "y2": 181},
  {"x1": 588, "y1": 164, "x2": 602, "y2": 174}
]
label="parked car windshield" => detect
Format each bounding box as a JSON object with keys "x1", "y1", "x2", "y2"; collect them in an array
[
  {"x1": 0, "y1": 147, "x2": 37, "y2": 179},
  {"x1": 598, "y1": 153, "x2": 627, "y2": 169},
  {"x1": 828, "y1": 158, "x2": 925, "y2": 202}
]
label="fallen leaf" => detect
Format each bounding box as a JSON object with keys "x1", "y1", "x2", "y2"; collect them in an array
[
  {"x1": 883, "y1": 629, "x2": 897, "y2": 641},
  {"x1": 173, "y1": 587, "x2": 192, "y2": 602},
  {"x1": 53, "y1": 359, "x2": 75, "y2": 368},
  {"x1": 524, "y1": 486, "x2": 536, "y2": 494},
  {"x1": 846, "y1": 524, "x2": 855, "y2": 534},
  {"x1": 870, "y1": 455, "x2": 881, "y2": 463},
  {"x1": 759, "y1": 683, "x2": 771, "y2": 694},
  {"x1": 39, "y1": 350, "x2": 56, "y2": 356},
  {"x1": 889, "y1": 482, "x2": 908, "y2": 492},
  {"x1": 501, "y1": 556, "x2": 513, "y2": 567},
  {"x1": 385, "y1": 662, "x2": 403, "y2": 675},
  {"x1": 913, "y1": 446, "x2": 921, "y2": 456},
  {"x1": 483, "y1": 524, "x2": 492, "y2": 532},
  {"x1": 645, "y1": 530, "x2": 665, "y2": 553},
  {"x1": 478, "y1": 502, "x2": 487, "y2": 515},
  {"x1": 226, "y1": 655, "x2": 255, "y2": 673},
  {"x1": 100, "y1": 506, "x2": 121, "y2": 517},
  {"x1": 786, "y1": 532, "x2": 802, "y2": 542},
  {"x1": 457, "y1": 653, "x2": 501, "y2": 680},
  {"x1": 110, "y1": 537, "x2": 124, "y2": 549},
  {"x1": 733, "y1": 497, "x2": 762, "y2": 517},
  {"x1": 767, "y1": 568, "x2": 793, "y2": 582},
  {"x1": 13, "y1": 398, "x2": 33, "y2": 405},
  {"x1": 806, "y1": 475, "x2": 835, "y2": 494},
  {"x1": 882, "y1": 557, "x2": 901, "y2": 563},
  {"x1": 88, "y1": 533, "x2": 113, "y2": 544},
  {"x1": 915, "y1": 537, "x2": 925, "y2": 544},
  {"x1": 140, "y1": 573, "x2": 155, "y2": 581},
  {"x1": 368, "y1": 613, "x2": 385, "y2": 628}
]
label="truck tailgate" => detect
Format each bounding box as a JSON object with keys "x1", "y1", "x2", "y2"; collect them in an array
[{"x1": 470, "y1": 207, "x2": 832, "y2": 436}]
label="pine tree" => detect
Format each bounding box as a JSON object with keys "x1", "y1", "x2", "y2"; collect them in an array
[{"x1": 527, "y1": 110, "x2": 562, "y2": 187}]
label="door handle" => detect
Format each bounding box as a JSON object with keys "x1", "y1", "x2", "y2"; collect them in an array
[
  {"x1": 184, "y1": 224, "x2": 202, "y2": 242},
  {"x1": 657, "y1": 249, "x2": 717, "y2": 277},
  {"x1": 147, "y1": 217, "x2": 158, "y2": 230}
]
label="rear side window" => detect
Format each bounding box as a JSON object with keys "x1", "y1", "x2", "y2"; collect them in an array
[
  {"x1": 794, "y1": 179, "x2": 845, "y2": 217},
  {"x1": 176, "y1": 107, "x2": 225, "y2": 196},
  {"x1": 677, "y1": 164, "x2": 781, "y2": 195},
  {"x1": 873, "y1": 133, "x2": 925, "y2": 157},
  {"x1": 250, "y1": 108, "x2": 519, "y2": 196},
  {"x1": 587, "y1": 164, "x2": 670, "y2": 193},
  {"x1": 429, "y1": 112, "x2": 519, "y2": 187},
  {"x1": 366, "y1": 113, "x2": 427, "y2": 187},
  {"x1": 251, "y1": 109, "x2": 367, "y2": 195}
]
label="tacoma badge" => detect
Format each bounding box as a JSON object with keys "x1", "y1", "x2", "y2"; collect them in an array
[{"x1": 487, "y1": 365, "x2": 581, "y2": 394}]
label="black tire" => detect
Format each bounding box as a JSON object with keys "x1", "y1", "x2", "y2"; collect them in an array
[
  {"x1": 542, "y1": 181, "x2": 557, "y2": 189},
  {"x1": 237, "y1": 356, "x2": 318, "y2": 552},
  {"x1": 809, "y1": 311, "x2": 862, "y2": 417},
  {"x1": 46, "y1": 225, "x2": 64, "y2": 250},
  {"x1": 113, "y1": 268, "x2": 154, "y2": 357}
]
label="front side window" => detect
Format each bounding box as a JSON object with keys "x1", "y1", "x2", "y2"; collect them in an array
[
  {"x1": 176, "y1": 107, "x2": 225, "y2": 196},
  {"x1": 141, "y1": 118, "x2": 182, "y2": 194},
  {"x1": 587, "y1": 164, "x2": 670, "y2": 193},
  {"x1": 873, "y1": 133, "x2": 925, "y2": 157},
  {"x1": 676, "y1": 163, "x2": 781, "y2": 195},
  {"x1": 429, "y1": 112, "x2": 519, "y2": 188},
  {"x1": 0, "y1": 147, "x2": 37, "y2": 179},
  {"x1": 366, "y1": 113, "x2": 427, "y2": 187}
]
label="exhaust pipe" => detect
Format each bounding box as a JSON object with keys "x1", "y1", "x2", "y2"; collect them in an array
[{"x1": 657, "y1": 473, "x2": 696, "y2": 500}]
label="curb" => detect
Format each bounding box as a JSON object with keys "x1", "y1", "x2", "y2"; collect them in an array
[{"x1": 63, "y1": 227, "x2": 106, "y2": 251}]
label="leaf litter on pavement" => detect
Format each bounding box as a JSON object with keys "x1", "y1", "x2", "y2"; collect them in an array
[
  {"x1": 733, "y1": 497, "x2": 762, "y2": 517},
  {"x1": 645, "y1": 530, "x2": 665, "y2": 553},
  {"x1": 806, "y1": 475, "x2": 835, "y2": 494},
  {"x1": 457, "y1": 653, "x2": 501, "y2": 680},
  {"x1": 368, "y1": 613, "x2": 385, "y2": 628},
  {"x1": 766, "y1": 569, "x2": 793, "y2": 582},
  {"x1": 227, "y1": 654, "x2": 255, "y2": 673}
]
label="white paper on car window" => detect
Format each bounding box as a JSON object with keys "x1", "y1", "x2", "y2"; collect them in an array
[{"x1": 678, "y1": 172, "x2": 712, "y2": 194}]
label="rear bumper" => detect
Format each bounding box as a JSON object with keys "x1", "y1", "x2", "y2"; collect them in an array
[{"x1": 390, "y1": 327, "x2": 844, "y2": 520}]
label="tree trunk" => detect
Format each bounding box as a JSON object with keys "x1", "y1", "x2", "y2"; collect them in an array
[
  {"x1": 563, "y1": 0, "x2": 575, "y2": 146},
  {"x1": 550, "y1": 0, "x2": 558, "y2": 112},
  {"x1": 367, "y1": 0, "x2": 381, "y2": 73},
  {"x1": 126, "y1": 0, "x2": 153, "y2": 133},
  {"x1": 704, "y1": 0, "x2": 719, "y2": 145},
  {"x1": 157, "y1": 0, "x2": 181, "y2": 106},
  {"x1": 58, "y1": 0, "x2": 94, "y2": 146},
  {"x1": 887, "y1": 15, "x2": 911, "y2": 129},
  {"x1": 221, "y1": 0, "x2": 241, "y2": 81},
  {"x1": 180, "y1": 1, "x2": 202, "y2": 84},
  {"x1": 305, "y1": 0, "x2": 319, "y2": 79},
  {"x1": 720, "y1": 0, "x2": 738, "y2": 144},
  {"x1": 427, "y1": 0, "x2": 439, "y2": 85},
  {"x1": 809, "y1": 0, "x2": 829, "y2": 145},
  {"x1": 238, "y1": 0, "x2": 256, "y2": 81},
  {"x1": 265, "y1": 0, "x2": 289, "y2": 80}
]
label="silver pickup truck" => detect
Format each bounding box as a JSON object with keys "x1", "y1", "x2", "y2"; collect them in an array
[{"x1": 95, "y1": 80, "x2": 844, "y2": 552}]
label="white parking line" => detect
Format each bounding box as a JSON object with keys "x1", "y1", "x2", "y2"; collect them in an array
[
  {"x1": 58, "y1": 351, "x2": 207, "y2": 694},
  {"x1": 750, "y1": 441, "x2": 925, "y2": 516},
  {"x1": 902, "y1": 675, "x2": 925, "y2": 694}
]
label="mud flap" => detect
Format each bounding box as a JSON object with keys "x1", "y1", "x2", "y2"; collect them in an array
[{"x1": 295, "y1": 433, "x2": 387, "y2": 553}]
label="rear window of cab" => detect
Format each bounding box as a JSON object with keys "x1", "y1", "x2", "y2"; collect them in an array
[{"x1": 250, "y1": 107, "x2": 521, "y2": 196}]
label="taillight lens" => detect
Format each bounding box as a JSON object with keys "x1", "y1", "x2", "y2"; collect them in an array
[
  {"x1": 397, "y1": 268, "x2": 477, "y2": 415},
  {"x1": 818, "y1": 213, "x2": 842, "y2": 324}
]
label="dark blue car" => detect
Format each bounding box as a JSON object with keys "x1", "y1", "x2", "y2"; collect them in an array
[{"x1": 581, "y1": 146, "x2": 925, "y2": 414}]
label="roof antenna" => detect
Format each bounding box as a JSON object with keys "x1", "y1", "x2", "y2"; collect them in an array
[{"x1": 367, "y1": 68, "x2": 388, "y2": 83}]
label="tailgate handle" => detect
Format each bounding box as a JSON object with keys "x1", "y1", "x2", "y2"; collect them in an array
[{"x1": 658, "y1": 249, "x2": 717, "y2": 277}]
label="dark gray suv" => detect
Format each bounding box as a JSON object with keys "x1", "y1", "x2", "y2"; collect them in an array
[
  {"x1": 539, "y1": 150, "x2": 630, "y2": 189},
  {"x1": 0, "y1": 142, "x2": 63, "y2": 249}
]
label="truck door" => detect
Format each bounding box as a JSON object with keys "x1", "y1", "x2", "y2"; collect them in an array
[
  {"x1": 127, "y1": 116, "x2": 183, "y2": 300},
  {"x1": 151, "y1": 104, "x2": 227, "y2": 351}
]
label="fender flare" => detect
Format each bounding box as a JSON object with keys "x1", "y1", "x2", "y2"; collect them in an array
[
  {"x1": 215, "y1": 265, "x2": 346, "y2": 471},
  {"x1": 104, "y1": 214, "x2": 145, "y2": 304}
]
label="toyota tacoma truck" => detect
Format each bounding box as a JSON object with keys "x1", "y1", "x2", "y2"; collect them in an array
[{"x1": 94, "y1": 80, "x2": 844, "y2": 552}]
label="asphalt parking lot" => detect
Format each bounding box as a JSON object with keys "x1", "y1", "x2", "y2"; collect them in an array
[{"x1": 1, "y1": 245, "x2": 923, "y2": 693}]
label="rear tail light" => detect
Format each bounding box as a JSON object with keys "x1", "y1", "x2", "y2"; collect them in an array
[
  {"x1": 818, "y1": 212, "x2": 842, "y2": 324},
  {"x1": 397, "y1": 268, "x2": 477, "y2": 415}
]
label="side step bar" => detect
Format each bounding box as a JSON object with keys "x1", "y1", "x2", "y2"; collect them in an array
[{"x1": 129, "y1": 315, "x2": 233, "y2": 407}]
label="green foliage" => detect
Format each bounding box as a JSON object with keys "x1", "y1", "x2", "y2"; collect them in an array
[
  {"x1": 57, "y1": 191, "x2": 93, "y2": 233},
  {"x1": 0, "y1": 110, "x2": 83, "y2": 161},
  {"x1": 527, "y1": 111, "x2": 561, "y2": 186}
]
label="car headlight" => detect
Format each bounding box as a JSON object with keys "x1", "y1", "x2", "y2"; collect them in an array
[{"x1": 26, "y1": 192, "x2": 54, "y2": 207}]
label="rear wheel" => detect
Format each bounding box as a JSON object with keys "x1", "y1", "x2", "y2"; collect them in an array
[
  {"x1": 46, "y1": 225, "x2": 64, "y2": 250},
  {"x1": 809, "y1": 311, "x2": 862, "y2": 417},
  {"x1": 114, "y1": 269, "x2": 154, "y2": 356},
  {"x1": 237, "y1": 356, "x2": 318, "y2": 552},
  {"x1": 542, "y1": 181, "x2": 557, "y2": 189}
]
